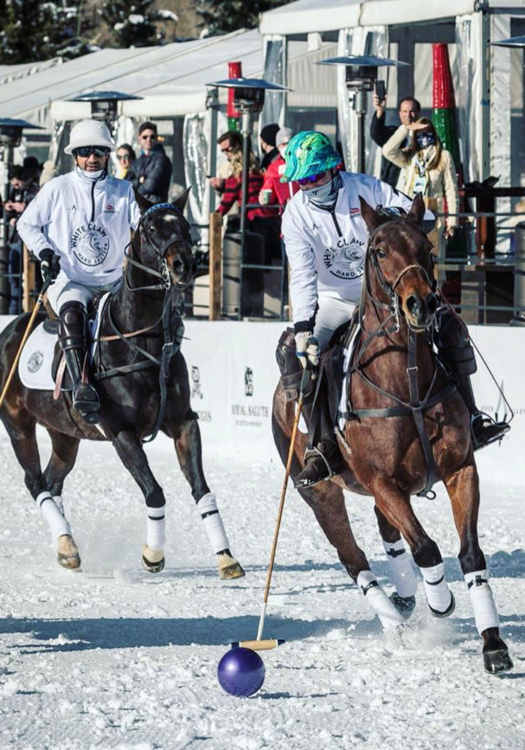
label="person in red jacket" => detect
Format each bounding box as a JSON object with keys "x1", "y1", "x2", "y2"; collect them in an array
[
  {"x1": 217, "y1": 150, "x2": 275, "y2": 226},
  {"x1": 259, "y1": 127, "x2": 299, "y2": 211}
]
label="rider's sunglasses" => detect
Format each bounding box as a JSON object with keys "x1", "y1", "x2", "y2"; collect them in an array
[
  {"x1": 73, "y1": 146, "x2": 110, "y2": 158},
  {"x1": 297, "y1": 171, "x2": 326, "y2": 186}
]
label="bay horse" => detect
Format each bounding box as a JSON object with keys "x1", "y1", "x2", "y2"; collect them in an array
[
  {"x1": 272, "y1": 194, "x2": 512, "y2": 674},
  {"x1": 0, "y1": 191, "x2": 244, "y2": 581}
]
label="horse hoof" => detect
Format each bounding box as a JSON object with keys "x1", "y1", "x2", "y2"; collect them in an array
[
  {"x1": 483, "y1": 647, "x2": 513, "y2": 674},
  {"x1": 141, "y1": 545, "x2": 165, "y2": 573},
  {"x1": 428, "y1": 591, "x2": 455, "y2": 618},
  {"x1": 217, "y1": 552, "x2": 245, "y2": 580},
  {"x1": 57, "y1": 534, "x2": 81, "y2": 569},
  {"x1": 390, "y1": 592, "x2": 416, "y2": 618}
]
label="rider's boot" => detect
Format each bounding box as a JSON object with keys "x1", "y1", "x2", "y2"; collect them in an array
[
  {"x1": 58, "y1": 301, "x2": 100, "y2": 424},
  {"x1": 294, "y1": 375, "x2": 345, "y2": 488},
  {"x1": 455, "y1": 374, "x2": 510, "y2": 450},
  {"x1": 276, "y1": 329, "x2": 344, "y2": 488},
  {"x1": 437, "y1": 310, "x2": 509, "y2": 450}
]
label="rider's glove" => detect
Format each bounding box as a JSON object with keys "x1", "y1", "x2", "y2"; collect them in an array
[
  {"x1": 39, "y1": 248, "x2": 61, "y2": 283},
  {"x1": 295, "y1": 331, "x2": 320, "y2": 373}
]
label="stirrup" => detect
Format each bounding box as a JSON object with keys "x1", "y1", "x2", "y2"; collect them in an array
[
  {"x1": 471, "y1": 412, "x2": 510, "y2": 451},
  {"x1": 294, "y1": 445, "x2": 343, "y2": 489},
  {"x1": 72, "y1": 382, "x2": 100, "y2": 423}
]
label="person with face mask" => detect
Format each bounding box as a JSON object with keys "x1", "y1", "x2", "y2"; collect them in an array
[
  {"x1": 17, "y1": 119, "x2": 141, "y2": 424},
  {"x1": 279, "y1": 130, "x2": 508, "y2": 488},
  {"x1": 258, "y1": 127, "x2": 299, "y2": 211},
  {"x1": 382, "y1": 116, "x2": 459, "y2": 242}
]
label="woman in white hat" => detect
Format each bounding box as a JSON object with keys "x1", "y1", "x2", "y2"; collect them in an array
[{"x1": 18, "y1": 119, "x2": 142, "y2": 423}]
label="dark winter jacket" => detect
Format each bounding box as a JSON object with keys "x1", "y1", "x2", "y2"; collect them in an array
[
  {"x1": 370, "y1": 112, "x2": 403, "y2": 187},
  {"x1": 127, "y1": 143, "x2": 172, "y2": 204}
]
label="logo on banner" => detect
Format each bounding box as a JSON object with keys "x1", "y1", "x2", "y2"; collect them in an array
[
  {"x1": 191, "y1": 365, "x2": 203, "y2": 399},
  {"x1": 245, "y1": 367, "x2": 253, "y2": 397},
  {"x1": 231, "y1": 365, "x2": 268, "y2": 427}
]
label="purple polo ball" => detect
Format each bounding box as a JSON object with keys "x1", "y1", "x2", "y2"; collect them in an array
[{"x1": 217, "y1": 647, "x2": 265, "y2": 697}]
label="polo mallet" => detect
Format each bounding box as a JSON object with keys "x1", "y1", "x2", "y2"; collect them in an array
[
  {"x1": 231, "y1": 367, "x2": 311, "y2": 651},
  {"x1": 0, "y1": 277, "x2": 52, "y2": 412}
]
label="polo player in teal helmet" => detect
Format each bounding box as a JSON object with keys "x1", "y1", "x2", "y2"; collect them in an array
[{"x1": 277, "y1": 130, "x2": 509, "y2": 489}]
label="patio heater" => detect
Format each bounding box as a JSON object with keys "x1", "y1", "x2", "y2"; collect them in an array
[
  {"x1": 206, "y1": 78, "x2": 289, "y2": 262},
  {"x1": 318, "y1": 56, "x2": 409, "y2": 173},
  {"x1": 491, "y1": 36, "x2": 525, "y2": 325},
  {"x1": 67, "y1": 91, "x2": 143, "y2": 139},
  {"x1": 0, "y1": 118, "x2": 44, "y2": 314}
]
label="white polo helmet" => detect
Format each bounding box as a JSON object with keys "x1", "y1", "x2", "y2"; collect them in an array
[{"x1": 64, "y1": 119, "x2": 115, "y2": 155}]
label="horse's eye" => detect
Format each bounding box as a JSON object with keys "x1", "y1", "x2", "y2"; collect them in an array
[{"x1": 376, "y1": 247, "x2": 387, "y2": 260}]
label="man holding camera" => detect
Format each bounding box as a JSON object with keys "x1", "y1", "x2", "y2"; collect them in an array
[{"x1": 370, "y1": 90, "x2": 421, "y2": 187}]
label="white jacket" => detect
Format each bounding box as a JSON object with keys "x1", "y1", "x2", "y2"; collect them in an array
[
  {"x1": 281, "y1": 171, "x2": 432, "y2": 325},
  {"x1": 18, "y1": 168, "x2": 141, "y2": 287}
]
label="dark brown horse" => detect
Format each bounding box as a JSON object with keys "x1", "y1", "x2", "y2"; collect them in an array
[
  {"x1": 272, "y1": 195, "x2": 512, "y2": 674},
  {"x1": 0, "y1": 192, "x2": 243, "y2": 580}
]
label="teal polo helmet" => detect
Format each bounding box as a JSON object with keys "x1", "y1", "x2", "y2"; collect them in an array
[{"x1": 281, "y1": 131, "x2": 342, "y2": 182}]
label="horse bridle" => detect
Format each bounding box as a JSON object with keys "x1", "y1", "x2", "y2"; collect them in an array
[
  {"x1": 365, "y1": 220, "x2": 437, "y2": 333},
  {"x1": 124, "y1": 202, "x2": 193, "y2": 294}
]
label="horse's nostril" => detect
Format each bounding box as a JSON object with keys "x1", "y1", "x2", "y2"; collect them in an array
[
  {"x1": 172, "y1": 258, "x2": 185, "y2": 275},
  {"x1": 406, "y1": 295, "x2": 419, "y2": 315}
]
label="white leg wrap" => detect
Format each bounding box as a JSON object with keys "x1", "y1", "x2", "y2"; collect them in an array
[
  {"x1": 465, "y1": 569, "x2": 500, "y2": 634},
  {"x1": 37, "y1": 492, "x2": 71, "y2": 541},
  {"x1": 197, "y1": 493, "x2": 230, "y2": 554},
  {"x1": 421, "y1": 562, "x2": 453, "y2": 614},
  {"x1": 357, "y1": 570, "x2": 405, "y2": 629},
  {"x1": 146, "y1": 505, "x2": 165, "y2": 552},
  {"x1": 383, "y1": 539, "x2": 418, "y2": 598}
]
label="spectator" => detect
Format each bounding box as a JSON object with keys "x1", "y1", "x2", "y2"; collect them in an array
[
  {"x1": 259, "y1": 123, "x2": 280, "y2": 171},
  {"x1": 126, "y1": 121, "x2": 172, "y2": 204},
  {"x1": 115, "y1": 143, "x2": 136, "y2": 179},
  {"x1": 4, "y1": 165, "x2": 40, "y2": 314},
  {"x1": 382, "y1": 116, "x2": 459, "y2": 242},
  {"x1": 216, "y1": 149, "x2": 266, "y2": 235},
  {"x1": 209, "y1": 130, "x2": 243, "y2": 196},
  {"x1": 259, "y1": 126, "x2": 299, "y2": 211},
  {"x1": 370, "y1": 95, "x2": 421, "y2": 187},
  {"x1": 22, "y1": 156, "x2": 43, "y2": 184}
]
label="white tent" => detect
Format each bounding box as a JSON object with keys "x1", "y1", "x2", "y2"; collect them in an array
[{"x1": 260, "y1": 0, "x2": 525, "y2": 189}]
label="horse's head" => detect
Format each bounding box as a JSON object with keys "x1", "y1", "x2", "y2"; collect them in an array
[
  {"x1": 360, "y1": 194, "x2": 437, "y2": 332},
  {"x1": 134, "y1": 189, "x2": 197, "y2": 290}
]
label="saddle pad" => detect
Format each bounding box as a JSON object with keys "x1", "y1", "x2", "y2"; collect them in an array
[
  {"x1": 18, "y1": 321, "x2": 56, "y2": 390},
  {"x1": 18, "y1": 293, "x2": 111, "y2": 392},
  {"x1": 338, "y1": 324, "x2": 361, "y2": 431}
]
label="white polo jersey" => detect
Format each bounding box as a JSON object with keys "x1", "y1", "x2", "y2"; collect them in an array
[
  {"x1": 281, "y1": 171, "x2": 429, "y2": 325},
  {"x1": 18, "y1": 168, "x2": 142, "y2": 287}
]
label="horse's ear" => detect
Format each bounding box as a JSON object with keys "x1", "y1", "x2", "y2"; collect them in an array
[
  {"x1": 408, "y1": 193, "x2": 426, "y2": 226},
  {"x1": 134, "y1": 189, "x2": 154, "y2": 215},
  {"x1": 359, "y1": 196, "x2": 383, "y2": 232},
  {"x1": 173, "y1": 187, "x2": 192, "y2": 213}
]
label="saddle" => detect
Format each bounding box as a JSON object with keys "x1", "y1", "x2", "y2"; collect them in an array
[{"x1": 18, "y1": 294, "x2": 110, "y2": 394}]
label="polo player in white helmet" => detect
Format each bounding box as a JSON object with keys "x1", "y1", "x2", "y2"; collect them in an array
[{"x1": 18, "y1": 119, "x2": 142, "y2": 423}]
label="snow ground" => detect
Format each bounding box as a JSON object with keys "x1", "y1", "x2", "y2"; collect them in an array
[{"x1": 0, "y1": 432, "x2": 524, "y2": 750}]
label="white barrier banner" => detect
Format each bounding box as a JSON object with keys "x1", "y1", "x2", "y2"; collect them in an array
[{"x1": 0, "y1": 316, "x2": 523, "y2": 485}]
